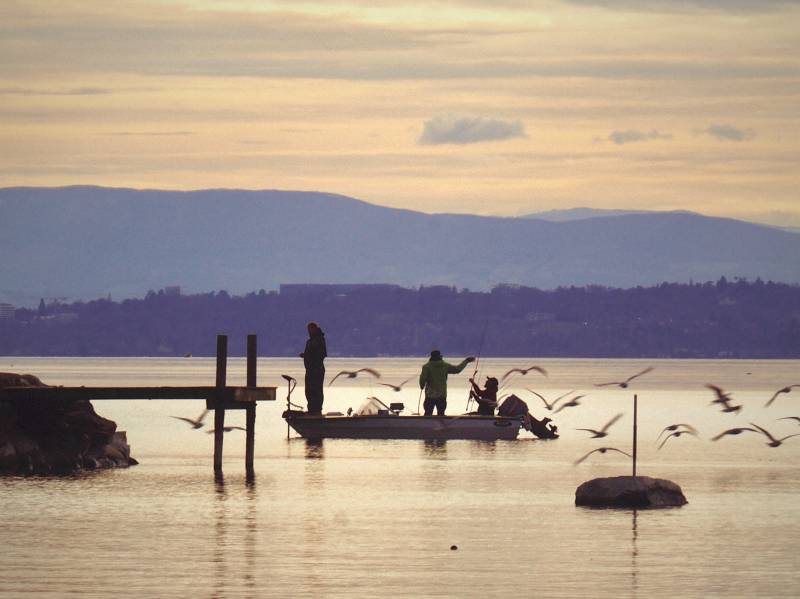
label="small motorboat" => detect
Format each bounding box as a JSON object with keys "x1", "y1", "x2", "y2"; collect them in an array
[{"x1": 282, "y1": 395, "x2": 558, "y2": 441}]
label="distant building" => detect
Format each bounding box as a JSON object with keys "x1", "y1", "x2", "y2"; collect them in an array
[
  {"x1": 0, "y1": 303, "x2": 14, "y2": 320},
  {"x1": 279, "y1": 284, "x2": 403, "y2": 296}
]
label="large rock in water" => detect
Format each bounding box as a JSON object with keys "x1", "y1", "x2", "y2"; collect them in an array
[
  {"x1": 0, "y1": 372, "x2": 137, "y2": 475},
  {"x1": 575, "y1": 475, "x2": 687, "y2": 508}
]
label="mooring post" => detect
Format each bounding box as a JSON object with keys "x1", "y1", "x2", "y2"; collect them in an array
[
  {"x1": 632, "y1": 393, "x2": 638, "y2": 478},
  {"x1": 245, "y1": 334, "x2": 257, "y2": 476},
  {"x1": 214, "y1": 334, "x2": 228, "y2": 474}
]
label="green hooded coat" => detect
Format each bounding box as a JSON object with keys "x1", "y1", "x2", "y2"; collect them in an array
[{"x1": 419, "y1": 357, "x2": 472, "y2": 399}]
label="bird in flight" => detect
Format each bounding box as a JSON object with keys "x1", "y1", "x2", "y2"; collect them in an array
[
  {"x1": 170, "y1": 409, "x2": 208, "y2": 430},
  {"x1": 576, "y1": 413, "x2": 624, "y2": 438},
  {"x1": 206, "y1": 426, "x2": 247, "y2": 434},
  {"x1": 710, "y1": 427, "x2": 758, "y2": 441},
  {"x1": 658, "y1": 429, "x2": 699, "y2": 450},
  {"x1": 777, "y1": 416, "x2": 800, "y2": 424},
  {"x1": 706, "y1": 384, "x2": 742, "y2": 413},
  {"x1": 329, "y1": 368, "x2": 381, "y2": 385},
  {"x1": 378, "y1": 378, "x2": 411, "y2": 392},
  {"x1": 526, "y1": 389, "x2": 575, "y2": 411},
  {"x1": 501, "y1": 365, "x2": 548, "y2": 382},
  {"x1": 764, "y1": 384, "x2": 800, "y2": 407},
  {"x1": 553, "y1": 394, "x2": 586, "y2": 414},
  {"x1": 656, "y1": 423, "x2": 699, "y2": 444},
  {"x1": 595, "y1": 367, "x2": 654, "y2": 388},
  {"x1": 573, "y1": 446, "x2": 632, "y2": 466},
  {"x1": 749, "y1": 422, "x2": 800, "y2": 448}
]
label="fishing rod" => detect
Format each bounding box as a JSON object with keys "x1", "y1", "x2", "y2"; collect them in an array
[{"x1": 465, "y1": 318, "x2": 489, "y2": 412}]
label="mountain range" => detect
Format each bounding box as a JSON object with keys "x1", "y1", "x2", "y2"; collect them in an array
[{"x1": 2, "y1": 186, "x2": 799, "y2": 305}]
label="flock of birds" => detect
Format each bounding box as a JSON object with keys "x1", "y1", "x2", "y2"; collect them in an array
[{"x1": 167, "y1": 362, "x2": 800, "y2": 459}]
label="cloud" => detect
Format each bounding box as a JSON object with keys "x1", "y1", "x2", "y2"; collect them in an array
[
  {"x1": 604, "y1": 129, "x2": 673, "y2": 145},
  {"x1": 108, "y1": 131, "x2": 195, "y2": 137},
  {"x1": 697, "y1": 124, "x2": 755, "y2": 141},
  {"x1": 419, "y1": 115, "x2": 526, "y2": 145},
  {"x1": 0, "y1": 87, "x2": 111, "y2": 96},
  {"x1": 562, "y1": 0, "x2": 800, "y2": 13}
]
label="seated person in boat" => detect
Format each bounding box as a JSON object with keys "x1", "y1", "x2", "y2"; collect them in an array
[
  {"x1": 419, "y1": 350, "x2": 475, "y2": 416},
  {"x1": 469, "y1": 376, "x2": 499, "y2": 416}
]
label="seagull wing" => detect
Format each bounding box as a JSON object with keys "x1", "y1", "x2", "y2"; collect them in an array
[
  {"x1": 195, "y1": 409, "x2": 208, "y2": 423},
  {"x1": 658, "y1": 431, "x2": 680, "y2": 450},
  {"x1": 573, "y1": 448, "x2": 603, "y2": 465},
  {"x1": 526, "y1": 366, "x2": 548, "y2": 377},
  {"x1": 777, "y1": 433, "x2": 800, "y2": 443},
  {"x1": 594, "y1": 381, "x2": 620, "y2": 387},
  {"x1": 626, "y1": 367, "x2": 654, "y2": 384},
  {"x1": 329, "y1": 371, "x2": 348, "y2": 385},
  {"x1": 749, "y1": 422, "x2": 778, "y2": 444},
  {"x1": 171, "y1": 416, "x2": 197, "y2": 425},
  {"x1": 778, "y1": 416, "x2": 800, "y2": 423},
  {"x1": 600, "y1": 412, "x2": 624, "y2": 433},
  {"x1": 526, "y1": 389, "x2": 551, "y2": 409},
  {"x1": 710, "y1": 427, "x2": 756, "y2": 441},
  {"x1": 501, "y1": 368, "x2": 522, "y2": 382},
  {"x1": 764, "y1": 390, "x2": 782, "y2": 407},
  {"x1": 357, "y1": 368, "x2": 381, "y2": 378}
]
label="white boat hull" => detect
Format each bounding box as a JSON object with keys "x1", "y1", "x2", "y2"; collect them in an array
[{"x1": 283, "y1": 412, "x2": 522, "y2": 441}]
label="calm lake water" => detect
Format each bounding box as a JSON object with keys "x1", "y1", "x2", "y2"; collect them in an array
[{"x1": 1, "y1": 357, "x2": 799, "y2": 598}]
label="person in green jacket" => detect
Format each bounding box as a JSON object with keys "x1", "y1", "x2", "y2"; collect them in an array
[{"x1": 419, "y1": 350, "x2": 475, "y2": 416}]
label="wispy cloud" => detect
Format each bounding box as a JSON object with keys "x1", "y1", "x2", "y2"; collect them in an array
[
  {"x1": 0, "y1": 87, "x2": 111, "y2": 96},
  {"x1": 419, "y1": 115, "x2": 526, "y2": 145},
  {"x1": 697, "y1": 124, "x2": 755, "y2": 141},
  {"x1": 600, "y1": 129, "x2": 673, "y2": 145},
  {"x1": 563, "y1": 0, "x2": 800, "y2": 13},
  {"x1": 107, "y1": 131, "x2": 195, "y2": 137}
]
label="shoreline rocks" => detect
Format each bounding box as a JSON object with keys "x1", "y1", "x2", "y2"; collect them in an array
[
  {"x1": 0, "y1": 372, "x2": 137, "y2": 475},
  {"x1": 575, "y1": 475, "x2": 687, "y2": 508}
]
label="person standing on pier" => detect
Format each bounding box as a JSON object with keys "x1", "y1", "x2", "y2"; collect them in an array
[
  {"x1": 419, "y1": 350, "x2": 475, "y2": 416},
  {"x1": 300, "y1": 322, "x2": 327, "y2": 415}
]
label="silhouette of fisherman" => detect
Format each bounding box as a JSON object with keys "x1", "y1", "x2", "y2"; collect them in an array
[
  {"x1": 419, "y1": 350, "x2": 475, "y2": 416},
  {"x1": 469, "y1": 376, "x2": 499, "y2": 416},
  {"x1": 300, "y1": 322, "x2": 327, "y2": 415}
]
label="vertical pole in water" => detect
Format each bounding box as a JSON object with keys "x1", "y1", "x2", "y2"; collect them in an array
[
  {"x1": 214, "y1": 334, "x2": 228, "y2": 475},
  {"x1": 632, "y1": 394, "x2": 638, "y2": 478},
  {"x1": 245, "y1": 334, "x2": 257, "y2": 477}
]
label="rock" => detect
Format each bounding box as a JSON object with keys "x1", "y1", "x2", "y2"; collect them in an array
[
  {"x1": 0, "y1": 372, "x2": 137, "y2": 475},
  {"x1": 575, "y1": 475, "x2": 687, "y2": 508}
]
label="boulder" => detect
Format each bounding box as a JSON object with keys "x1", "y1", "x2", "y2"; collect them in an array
[
  {"x1": 0, "y1": 372, "x2": 137, "y2": 475},
  {"x1": 575, "y1": 475, "x2": 687, "y2": 508}
]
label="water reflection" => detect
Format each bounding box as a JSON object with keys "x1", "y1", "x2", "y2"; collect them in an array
[
  {"x1": 422, "y1": 439, "x2": 447, "y2": 458},
  {"x1": 631, "y1": 509, "x2": 639, "y2": 599},
  {"x1": 213, "y1": 476, "x2": 228, "y2": 599},
  {"x1": 304, "y1": 439, "x2": 325, "y2": 459}
]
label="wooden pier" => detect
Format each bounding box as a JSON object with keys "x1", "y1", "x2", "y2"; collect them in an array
[{"x1": 0, "y1": 334, "x2": 276, "y2": 478}]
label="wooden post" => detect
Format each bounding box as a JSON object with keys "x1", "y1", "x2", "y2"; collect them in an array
[
  {"x1": 632, "y1": 394, "x2": 638, "y2": 478},
  {"x1": 245, "y1": 334, "x2": 257, "y2": 476},
  {"x1": 214, "y1": 334, "x2": 228, "y2": 475}
]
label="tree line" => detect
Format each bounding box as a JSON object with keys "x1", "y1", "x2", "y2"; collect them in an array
[{"x1": 1, "y1": 278, "x2": 798, "y2": 358}]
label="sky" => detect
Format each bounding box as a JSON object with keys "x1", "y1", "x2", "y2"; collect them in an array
[{"x1": 1, "y1": 0, "x2": 799, "y2": 225}]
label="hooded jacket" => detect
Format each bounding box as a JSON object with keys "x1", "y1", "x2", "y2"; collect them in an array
[{"x1": 419, "y1": 357, "x2": 471, "y2": 399}]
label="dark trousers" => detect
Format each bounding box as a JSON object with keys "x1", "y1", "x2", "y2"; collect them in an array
[
  {"x1": 423, "y1": 396, "x2": 447, "y2": 416},
  {"x1": 305, "y1": 367, "x2": 325, "y2": 415}
]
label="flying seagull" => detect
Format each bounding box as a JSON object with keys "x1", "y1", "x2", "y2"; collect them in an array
[
  {"x1": 658, "y1": 429, "x2": 699, "y2": 450},
  {"x1": 573, "y1": 446, "x2": 632, "y2": 466},
  {"x1": 170, "y1": 409, "x2": 208, "y2": 430},
  {"x1": 656, "y1": 423, "x2": 699, "y2": 444},
  {"x1": 595, "y1": 367, "x2": 654, "y2": 388},
  {"x1": 576, "y1": 413, "x2": 624, "y2": 438},
  {"x1": 749, "y1": 422, "x2": 800, "y2": 448},
  {"x1": 710, "y1": 427, "x2": 758, "y2": 441},
  {"x1": 764, "y1": 384, "x2": 800, "y2": 407},
  {"x1": 329, "y1": 368, "x2": 381, "y2": 385},
  {"x1": 501, "y1": 365, "x2": 548, "y2": 382},
  {"x1": 378, "y1": 378, "x2": 411, "y2": 392},
  {"x1": 553, "y1": 394, "x2": 586, "y2": 414},
  {"x1": 706, "y1": 384, "x2": 742, "y2": 413},
  {"x1": 526, "y1": 388, "x2": 575, "y2": 411}
]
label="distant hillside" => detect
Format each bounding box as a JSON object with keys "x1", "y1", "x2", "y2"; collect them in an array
[{"x1": 2, "y1": 186, "x2": 800, "y2": 305}]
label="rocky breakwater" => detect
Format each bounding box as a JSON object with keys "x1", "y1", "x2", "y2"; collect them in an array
[
  {"x1": 575, "y1": 475, "x2": 687, "y2": 508},
  {"x1": 0, "y1": 373, "x2": 137, "y2": 475}
]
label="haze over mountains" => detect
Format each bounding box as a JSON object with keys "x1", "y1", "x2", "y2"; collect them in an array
[{"x1": 2, "y1": 186, "x2": 799, "y2": 306}]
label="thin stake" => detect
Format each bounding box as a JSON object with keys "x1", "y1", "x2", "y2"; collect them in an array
[
  {"x1": 632, "y1": 393, "x2": 638, "y2": 478},
  {"x1": 245, "y1": 334, "x2": 257, "y2": 476},
  {"x1": 213, "y1": 334, "x2": 228, "y2": 474}
]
